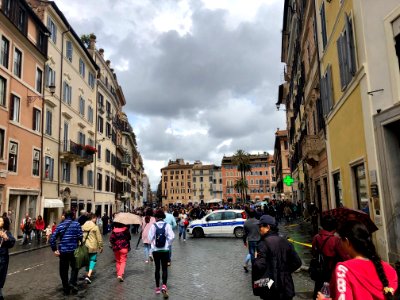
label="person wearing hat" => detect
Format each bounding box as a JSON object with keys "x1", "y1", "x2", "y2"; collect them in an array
[{"x1": 252, "y1": 215, "x2": 302, "y2": 300}]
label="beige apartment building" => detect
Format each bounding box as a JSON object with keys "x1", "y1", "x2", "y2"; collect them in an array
[
  {"x1": 212, "y1": 166, "x2": 223, "y2": 201},
  {"x1": 161, "y1": 159, "x2": 193, "y2": 206},
  {"x1": 0, "y1": 0, "x2": 48, "y2": 237},
  {"x1": 29, "y1": 1, "x2": 99, "y2": 219},
  {"x1": 192, "y1": 162, "x2": 214, "y2": 203}
]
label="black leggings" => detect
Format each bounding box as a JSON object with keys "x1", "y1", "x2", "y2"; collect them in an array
[{"x1": 153, "y1": 251, "x2": 169, "y2": 287}]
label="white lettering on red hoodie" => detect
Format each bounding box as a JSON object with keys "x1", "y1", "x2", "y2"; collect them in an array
[{"x1": 331, "y1": 258, "x2": 398, "y2": 300}]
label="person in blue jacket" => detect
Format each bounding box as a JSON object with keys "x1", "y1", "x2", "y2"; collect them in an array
[{"x1": 50, "y1": 211, "x2": 83, "y2": 295}]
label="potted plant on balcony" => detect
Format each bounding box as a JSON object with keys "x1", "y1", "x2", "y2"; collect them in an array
[{"x1": 83, "y1": 145, "x2": 97, "y2": 155}]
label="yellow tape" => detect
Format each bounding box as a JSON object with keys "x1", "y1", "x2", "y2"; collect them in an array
[{"x1": 287, "y1": 238, "x2": 312, "y2": 248}]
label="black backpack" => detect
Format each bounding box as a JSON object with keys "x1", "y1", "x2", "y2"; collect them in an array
[
  {"x1": 309, "y1": 236, "x2": 332, "y2": 281},
  {"x1": 155, "y1": 222, "x2": 167, "y2": 248}
]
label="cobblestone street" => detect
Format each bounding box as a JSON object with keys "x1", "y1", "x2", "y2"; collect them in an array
[{"x1": 4, "y1": 222, "x2": 314, "y2": 300}]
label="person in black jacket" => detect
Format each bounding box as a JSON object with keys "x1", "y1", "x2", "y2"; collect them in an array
[
  {"x1": 253, "y1": 215, "x2": 302, "y2": 300},
  {"x1": 0, "y1": 216, "x2": 15, "y2": 300}
]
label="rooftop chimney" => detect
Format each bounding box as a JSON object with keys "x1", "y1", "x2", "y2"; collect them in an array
[
  {"x1": 99, "y1": 48, "x2": 104, "y2": 57},
  {"x1": 106, "y1": 60, "x2": 111, "y2": 67}
]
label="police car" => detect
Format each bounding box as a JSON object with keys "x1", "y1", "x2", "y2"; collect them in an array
[{"x1": 187, "y1": 209, "x2": 247, "y2": 238}]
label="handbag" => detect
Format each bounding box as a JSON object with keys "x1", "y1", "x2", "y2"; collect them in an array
[
  {"x1": 74, "y1": 229, "x2": 91, "y2": 269},
  {"x1": 183, "y1": 219, "x2": 189, "y2": 227},
  {"x1": 309, "y1": 235, "x2": 331, "y2": 281}
]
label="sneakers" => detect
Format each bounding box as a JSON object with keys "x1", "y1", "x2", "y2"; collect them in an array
[
  {"x1": 145, "y1": 260, "x2": 149, "y2": 263},
  {"x1": 155, "y1": 287, "x2": 161, "y2": 294},
  {"x1": 161, "y1": 284, "x2": 169, "y2": 299},
  {"x1": 183, "y1": 239, "x2": 186, "y2": 242},
  {"x1": 149, "y1": 254, "x2": 154, "y2": 262},
  {"x1": 117, "y1": 276, "x2": 124, "y2": 282},
  {"x1": 84, "y1": 276, "x2": 92, "y2": 284},
  {"x1": 243, "y1": 265, "x2": 249, "y2": 273},
  {"x1": 167, "y1": 262, "x2": 171, "y2": 266}
]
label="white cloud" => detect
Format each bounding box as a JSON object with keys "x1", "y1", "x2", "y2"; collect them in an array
[{"x1": 54, "y1": 0, "x2": 285, "y2": 188}]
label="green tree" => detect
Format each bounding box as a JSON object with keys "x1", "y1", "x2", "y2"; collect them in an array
[
  {"x1": 80, "y1": 33, "x2": 96, "y2": 48},
  {"x1": 233, "y1": 149, "x2": 251, "y2": 202}
]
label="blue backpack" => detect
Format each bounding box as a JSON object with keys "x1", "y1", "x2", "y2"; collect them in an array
[{"x1": 155, "y1": 222, "x2": 167, "y2": 248}]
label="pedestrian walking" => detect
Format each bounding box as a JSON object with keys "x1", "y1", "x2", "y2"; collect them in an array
[
  {"x1": 50, "y1": 211, "x2": 83, "y2": 295},
  {"x1": 35, "y1": 215, "x2": 45, "y2": 243},
  {"x1": 0, "y1": 216, "x2": 15, "y2": 300},
  {"x1": 163, "y1": 207, "x2": 176, "y2": 266},
  {"x1": 101, "y1": 213, "x2": 109, "y2": 235},
  {"x1": 178, "y1": 209, "x2": 188, "y2": 241},
  {"x1": 45, "y1": 224, "x2": 52, "y2": 244},
  {"x1": 252, "y1": 215, "x2": 302, "y2": 300},
  {"x1": 77, "y1": 210, "x2": 88, "y2": 226},
  {"x1": 242, "y1": 209, "x2": 260, "y2": 272},
  {"x1": 311, "y1": 215, "x2": 348, "y2": 298},
  {"x1": 20, "y1": 213, "x2": 33, "y2": 245},
  {"x1": 141, "y1": 208, "x2": 156, "y2": 263},
  {"x1": 82, "y1": 213, "x2": 103, "y2": 284},
  {"x1": 148, "y1": 209, "x2": 175, "y2": 298},
  {"x1": 109, "y1": 222, "x2": 131, "y2": 282},
  {"x1": 317, "y1": 220, "x2": 398, "y2": 300}
]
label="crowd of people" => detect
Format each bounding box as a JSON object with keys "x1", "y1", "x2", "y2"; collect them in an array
[{"x1": 0, "y1": 199, "x2": 398, "y2": 299}]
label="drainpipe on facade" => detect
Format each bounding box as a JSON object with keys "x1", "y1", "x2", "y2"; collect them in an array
[
  {"x1": 57, "y1": 26, "x2": 71, "y2": 200},
  {"x1": 93, "y1": 54, "x2": 98, "y2": 210},
  {"x1": 40, "y1": 56, "x2": 47, "y2": 215}
]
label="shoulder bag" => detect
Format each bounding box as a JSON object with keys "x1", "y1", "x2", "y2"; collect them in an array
[
  {"x1": 74, "y1": 228, "x2": 91, "y2": 269},
  {"x1": 309, "y1": 235, "x2": 332, "y2": 281}
]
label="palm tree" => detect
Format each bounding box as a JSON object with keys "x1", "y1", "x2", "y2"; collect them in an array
[
  {"x1": 233, "y1": 150, "x2": 252, "y2": 202},
  {"x1": 234, "y1": 178, "x2": 248, "y2": 203}
]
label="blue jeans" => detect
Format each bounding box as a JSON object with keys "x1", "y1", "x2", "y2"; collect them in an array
[
  {"x1": 248, "y1": 241, "x2": 258, "y2": 264},
  {"x1": 143, "y1": 243, "x2": 151, "y2": 260},
  {"x1": 179, "y1": 225, "x2": 186, "y2": 239}
]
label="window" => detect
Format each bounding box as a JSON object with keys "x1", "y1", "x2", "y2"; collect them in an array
[
  {"x1": 0, "y1": 36, "x2": 9, "y2": 68},
  {"x1": 9, "y1": 95, "x2": 20, "y2": 122},
  {"x1": 87, "y1": 170, "x2": 93, "y2": 187},
  {"x1": 98, "y1": 116, "x2": 103, "y2": 133},
  {"x1": 106, "y1": 101, "x2": 111, "y2": 113},
  {"x1": 35, "y1": 68, "x2": 42, "y2": 93},
  {"x1": 45, "y1": 65, "x2": 55, "y2": 87},
  {"x1": 33, "y1": 108, "x2": 41, "y2": 132},
  {"x1": 97, "y1": 145, "x2": 101, "y2": 159},
  {"x1": 79, "y1": 97, "x2": 85, "y2": 116},
  {"x1": 45, "y1": 109, "x2": 52, "y2": 135},
  {"x1": 105, "y1": 175, "x2": 110, "y2": 192},
  {"x1": 98, "y1": 92, "x2": 104, "y2": 108},
  {"x1": 66, "y1": 41, "x2": 73, "y2": 62},
  {"x1": 44, "y1": 156, "x2": 54, "y2": 180},
  {"x1": 77, "y1": 166, "x2": 84, "y2": 185},
  {"x1": 353, "y1": 164, "x2": 369, "y2": 213},
  {"x1": 0, "y1": 75, "x2": 6, "y2": 106},
  {"x1": 88, "y1": 138, "x2": 94, "y2": 146},
  {"x1": 106, "y1": 149, "x2": 111, "y2": 163},
  {"x1": 0, "y1": 129, "x2": 4, "y2": 159},
  {"x1": 78, "y1": 132, "x2": 85, "y2": 145},
  {"x1": 79, "y1": 58, "x2": 85, "y2": 77},
  {"x1": 97, "y1": 172, "x2": 103, "y2": 191},
  {"x1": 337, "y1": 14, "x2": 356, "y2": 89},
  {"x1": 63, "y1": 81, "x2": 72, "y2": 104},
  {"x1": 47, "y1": 17, "x2": 57, "y2": 44},
  {"x1": 320, "y1": 65, "x2": 333, "y2": 116},
  {"x1": 8, "y1": 141, "x2": 18, "y2": 172},
  {"x1": 62, "y1": 162, "x2": 70, "y2": 182},
  {"x1": 32, "y1": 149, "x2": 40, "y2": 176},
  {"x1": 88, "y1": 72, "x2": 95, "y2": 89},
  {"x1": 13, "y1": 48, "x2": 22, "y2": 78},
  {"x1": 320, "y1": 2, "x2": 327, "y2": 49},
  {"x1": 16, "y1": 5, "x2": 27, "y2": 33},
  {"x1": 333, "y1": 172, "x2": 343, "y2": 208},
  {"x1": 88, "y1": 106, "x2": 93, "y2": 123},
  {"x1": 106, "y1": 122, "x2": 111, "y2": 137},
  {"x1": 207, "y1": 212, "x2": 222, "y2": 221}
]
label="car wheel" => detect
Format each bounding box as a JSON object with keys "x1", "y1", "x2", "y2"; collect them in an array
[
  {"x1": 192, "y1": 227, "x2": 204, "y2": 238},
  {"x1": 234, "y1": 227, "x2": 244, "y2": 238}
]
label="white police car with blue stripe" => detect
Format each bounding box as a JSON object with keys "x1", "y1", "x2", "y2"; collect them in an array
[{"x1": 187, "y1": 209, "x2": 247, "y2": 238}]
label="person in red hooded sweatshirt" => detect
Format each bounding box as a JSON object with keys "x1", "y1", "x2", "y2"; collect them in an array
[{"x1": 317, "y1": 220, "x2": 397, "y2": 300}]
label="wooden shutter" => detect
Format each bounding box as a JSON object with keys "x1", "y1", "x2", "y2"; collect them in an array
[
  {"x1": 327, "y1": 65, "x2": 334, "y2": 111},
  {"x1": 337, "y1": 36, "x2": 345, "y2": 89},
  {"x1": 9, "y1": 95, "x2": 14, "y2": 120},
  {"x1": 345, "y1": 14, "x2": 356, "y2": 76}
]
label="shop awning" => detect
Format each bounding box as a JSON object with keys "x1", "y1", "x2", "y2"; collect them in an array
[{"x1": 44, "y1": 198, "x2": 64, "y2": 208}]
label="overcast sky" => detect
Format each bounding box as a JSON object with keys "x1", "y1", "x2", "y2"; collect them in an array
[{"x1": 55, "y1": 0, "x2": 285, "y2": 189}]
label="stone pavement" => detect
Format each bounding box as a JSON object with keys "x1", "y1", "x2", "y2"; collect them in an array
[{"x1": 4, "y1": 220, "x2": 315, "y2": 300}]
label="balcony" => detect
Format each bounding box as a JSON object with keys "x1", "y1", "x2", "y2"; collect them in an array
[
  {"x1": 98, "y1": 103, "x2": 105, "y2": 114},
  {"x1": 122, "y1": 154, "x2": 131, "y2": 167},
  {"x1": 60, "y1": 141, "x2": 94, "y2": 165},
  {"x1": 301, "y1": 135, "x2": 326, "y2": 166}
]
